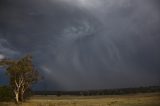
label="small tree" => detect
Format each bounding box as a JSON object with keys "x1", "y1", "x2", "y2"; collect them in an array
[{"x1": 0, "y1": 55, "x2": 40, "y2": 103}]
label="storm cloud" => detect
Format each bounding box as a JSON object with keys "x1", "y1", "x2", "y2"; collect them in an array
[{"x1": 0, "y1": 0, "x2": 160, "y2": 90}]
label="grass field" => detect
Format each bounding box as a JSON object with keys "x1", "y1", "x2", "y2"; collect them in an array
[{"x1": 0, "y1": 93, "x2": 160, "y2": 106}]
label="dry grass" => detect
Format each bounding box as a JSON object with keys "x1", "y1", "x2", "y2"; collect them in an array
[{"x1": 0, "y1": 93, "x2": 160, "y2": 106}]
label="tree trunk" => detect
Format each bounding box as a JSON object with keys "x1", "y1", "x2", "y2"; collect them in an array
[
  {"x1": 20, "y1": 91, "x2": 24, "y2": 102},
  {"x1": 15, "y1": 92, "x2": 19, "y2": 103},
  {"x1": 20, "y1": 84, "x2": 26, "y2": 102}
]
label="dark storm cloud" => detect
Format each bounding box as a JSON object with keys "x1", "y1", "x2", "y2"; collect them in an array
[{"x1": 0, "y1": 0, "x2": 160, "y2": 90}]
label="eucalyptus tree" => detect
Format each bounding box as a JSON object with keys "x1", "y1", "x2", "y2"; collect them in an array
[{"x1": 0, "y1": 55, "x2": 40, "y2": 103}]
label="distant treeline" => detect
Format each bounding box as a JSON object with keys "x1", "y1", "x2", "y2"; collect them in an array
[
  {"x1": 1, "y1": 86, "x2": 160, "y2": 101},
  {"x1": 33, "y1": 86, "x2": 160, "y2": 96}
]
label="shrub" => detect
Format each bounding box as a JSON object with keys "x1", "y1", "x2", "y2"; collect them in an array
[{"x1": 0, "y1": 86, "x2": 13, "y2": 101}]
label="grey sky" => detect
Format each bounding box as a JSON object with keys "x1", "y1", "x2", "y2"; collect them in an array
[{"x1": 0, "y1": 0, "x2": 160, "y2": 90}]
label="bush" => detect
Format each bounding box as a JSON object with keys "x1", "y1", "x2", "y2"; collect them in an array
[{"x1": 0, "y1": 86, "x2": 13, "y2": 101}]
